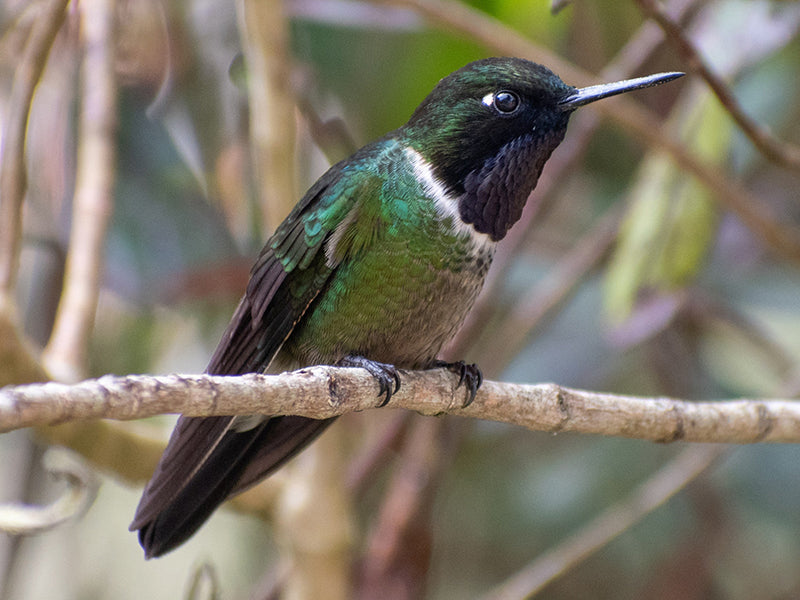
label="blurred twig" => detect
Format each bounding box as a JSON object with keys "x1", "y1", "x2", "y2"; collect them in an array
[
  {"x1": 4, "y1": 368, "x2": 800, "y2": 443},
  {"x1": 356, "y1": 417, "x2": 448, "y2": 600},
  {"x1": 35, "y1": 419, "x2": 166, "y2": 482},
  {"x1": 184, "y1": 562, "x2": 221, "y2": 600},
  {"x1": 481, "y1": 204, "x2": 625, "y2": 375},
  {"x1": 603, "y1": 0, "x2": 699, "y2": 80},
  {"x1": 236, "y1": 0, "x2": 297, "y2": 232},
  {"x1": 0, "y1": 0, "x2": 69, "y2": 303},
  {"x1": 274, "y1": 424, "x2": 354, "y2": 600},
  {"x1": 0, "y1": 313, "x2": 49, "y2": 387},
  {"x1": 0, "y1": 448, "x2": 99, "y2": 535},
  {"x1": 481, "y1": 444, "x2": 728, "y2": 600},
  {"x1": 295, "y1": 96, "x2": 359, "y2": 164},
  {"x1": 346, "y1": 412, "x2": 413, "y2": 497},
  {"x1": 0, "y1": 0, "x2": 65, "y2": 388},
  {"x1": 684, "y1": 293, "x2": 800, "y2": 398},
  {"x1": 635, "y1": 0, "x2": 800, "y2": 172},
  {"x1": 37, "y1": 418, "x2": 280, "y2": 520},
  {"x1": 41, "y1": 0, "x2": 118, "y2": 382},
  {"x1": 688, "y1": 294, "x2": 797, "y2": 379}
]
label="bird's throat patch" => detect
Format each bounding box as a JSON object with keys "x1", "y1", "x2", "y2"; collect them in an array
[{"x1": 458, "y1": 129, "x2": 566, "y2": 241}]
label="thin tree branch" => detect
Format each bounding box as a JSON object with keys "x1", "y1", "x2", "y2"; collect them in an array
[
  {"x1": 41, "y1": 0, "x2": 118, "y2": 382},
  {"x1": 480, "y1": 203, "x2": 624, "y2": 375},
  {"x1": 273, "y1": 420, "x2": 354, "y2": 600},
  {"x1": 184, "y1": 562, "x2": 221, "y2": 600},
  {"x1": 0, "y1": 447, "x2": 99, "y2": 535},
  {"x1": 481, "y1": 444, "x2": 727, "y2": 600},
  {"x1": 635, "y1": 0, "x2": 800, "y2": 171},
  {"x1": 235, "y1": 0, "x2": 297, "y2": 232},
  {"x1": 0, "y1": 0, "x2": 69, "y2": 301},
  {"x1": 356, "y1": 417, "x2": 446, "y2": 600},
  {"x1": 1, "y1": 368, "x2": 799, "y2": 443},
  {"x1": 0, "y1": 311, "x2": 49, "y2": 387},
  {"x1": 346, "y1": 412, "x2": 413, "y2": 496}
]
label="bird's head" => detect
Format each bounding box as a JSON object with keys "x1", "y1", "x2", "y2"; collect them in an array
[{"x1": 400, "y1": 57, "x2": 682, "y2": 240}]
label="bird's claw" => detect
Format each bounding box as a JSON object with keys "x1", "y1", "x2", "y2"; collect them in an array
[
  {"x1": 433, "y1": 360, "x2": 483, "y2": 407},
  {"x1": 339, "y1": 355, "x2": 401, "y2": 407}
]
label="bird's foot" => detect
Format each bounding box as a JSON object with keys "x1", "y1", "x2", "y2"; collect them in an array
[
  {"x1": 433, "y1": 360, "x2": 483, "y2": 407},
  {"x1": 339, "y1": 355, "x2": 401, "y2": 407}
]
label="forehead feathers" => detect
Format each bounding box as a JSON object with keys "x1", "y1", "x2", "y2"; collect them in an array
[{"x1": 408, "y1": 57, "x2": 574, "y2": 123}]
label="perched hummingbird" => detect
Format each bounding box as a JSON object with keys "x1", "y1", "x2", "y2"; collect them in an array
[{"x1": 131, "y1": 57, "x2": 682, "y2": 557}]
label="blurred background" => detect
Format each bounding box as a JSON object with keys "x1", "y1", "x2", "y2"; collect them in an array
[{"x1": 2, "y1": 0, "x2": 800, "y2": 598}]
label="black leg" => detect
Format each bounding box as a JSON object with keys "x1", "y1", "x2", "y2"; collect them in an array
[
  {"x1": 338, "y1": 355, "x2": 401, "y2": 407},
  {"x1": 433, "y1": 360, "x2": 483, "y2": 407}
]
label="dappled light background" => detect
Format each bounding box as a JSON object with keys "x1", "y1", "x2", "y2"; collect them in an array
[{"x1": 2, "y1": 0, "x2": 800, "y2": 598}]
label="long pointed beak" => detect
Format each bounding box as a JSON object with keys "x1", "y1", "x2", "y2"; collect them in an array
[{"x1": 559, "y1": 72, "x2": 684, "y2": 111}]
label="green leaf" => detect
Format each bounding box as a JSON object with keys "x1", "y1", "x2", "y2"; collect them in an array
[{"x1": 604, "y1": 89, "x2": 731, "y2": 322}]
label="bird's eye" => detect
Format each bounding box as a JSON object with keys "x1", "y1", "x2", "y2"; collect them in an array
[{"x1": 493, "y1": 91, "x2": 520, "y2": 114}]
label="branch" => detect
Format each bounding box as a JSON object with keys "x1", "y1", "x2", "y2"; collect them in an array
[
  {"x1": 41, "y1": 0, "x2": 118, "y2": 382},
  {"x1": 0, "y1": 447, "x2": 99, "y2": 535},
  {"x1": 635, "y1": 0, "x2": 800, "y2": 171},
  {"x1": 0, "y1": 0, "x2": 69, "y2": 299},
  {"x1": 1, "y1": 368, "x2": 799, "y2": 444},
  {"x1": 481, "y1": 444, "x2": 727, "y2": 599},
  {"x1": 235, "y1": 0, "x2": 298, "y2": 232},
  {"x1": 479, "y1": 203, "x2": 624, "y2": 375}
]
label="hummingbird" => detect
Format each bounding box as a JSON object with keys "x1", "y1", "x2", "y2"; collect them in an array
[{"x1": 131, "y1": 57, "x2": 683, "y2": 558}]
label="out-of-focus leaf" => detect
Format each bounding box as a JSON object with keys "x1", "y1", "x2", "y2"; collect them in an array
[
  {"x1": 652, "y1": 97, "x2": 728, "y2": 283},
  {"x1": 603, "y1": 0, "x2": 800, "y2": 324},
  {"x1": 604, "y1": 88, "x2": 729, "y2": 322}
]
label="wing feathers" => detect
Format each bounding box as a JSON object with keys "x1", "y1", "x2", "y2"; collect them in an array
[{"x1": 132, "y1": 154, "x2": 388, "y2": 557}]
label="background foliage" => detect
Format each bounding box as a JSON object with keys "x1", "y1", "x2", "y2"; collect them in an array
[{"x1": 2, "y1": 0, "x2": 800, "y2": 598}]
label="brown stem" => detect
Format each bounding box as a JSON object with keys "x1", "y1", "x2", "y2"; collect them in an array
[
  {"x1": 635, "y1": 0, "x2": 800, "y2": 171},
  {"x1": 0, "y1": 0, "x2": 69, "y2": 301},
  {"x1": 42, "y1": 0, "x2": 118, "y2": 382}
]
